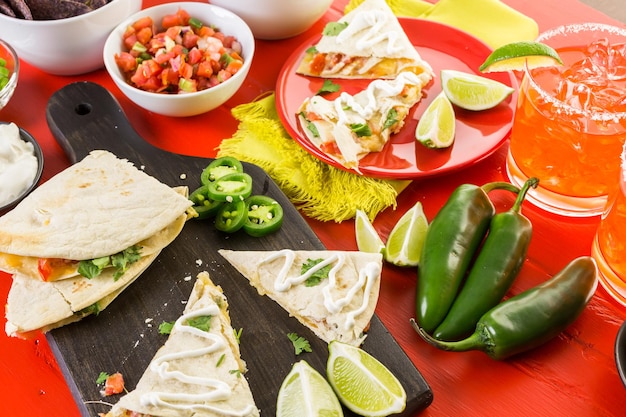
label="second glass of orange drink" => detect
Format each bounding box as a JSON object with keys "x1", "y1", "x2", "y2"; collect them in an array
[{"x1": 507, "y1": 23, "x2": 626, "y2": 217}]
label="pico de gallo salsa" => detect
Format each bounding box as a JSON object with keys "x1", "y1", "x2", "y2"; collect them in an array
[{"x1": 114, "y1": 8, "x2": 244, "y2": 94}]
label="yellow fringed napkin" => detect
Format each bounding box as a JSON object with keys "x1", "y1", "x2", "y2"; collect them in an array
[
  {"x1": 218, "y1": 0, "x2": 539, "y2": 222},
  {"x1": 345, "y1": 0, "x2": 539, "y2": 49},
  {"x1": 217, "y1": 94, "x2": 406, "y2": 222}
]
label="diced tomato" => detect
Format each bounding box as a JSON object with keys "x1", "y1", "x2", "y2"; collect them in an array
[
  {"x1": 154, "y1": 49, "x2": 175, "y2": 65},
  {"x1": 103, "y1": 373, "x2": 125, "y2": 396},
  {"x1": 310, "y1": 53, "x2": 326, "y2": 75},
  {"x1": 165, "y1": 26, "x2": 181, "y2": 41},
  {"x1": 321, "y1": 141, "x2": 340, "y2": 155},
  {"x1": 182, "y1": 31, "x2": 200, "y2": 49},
  {"x1": 135, "y1": 26, "x2": 153, "y2": 45},
  {"x1": 37, "y1": 258, "x2": 53, "y2": 281},
  {"x1": 179, "y1": 62, "x2": 193, "y2": 79},
  {"x1": 114, "y1": 52, "x2": 137, "y2": 73},
  {"x1": 225, "y1": 58, "x2": 243, "y2": 75},
  {"x1": 196, "y1": 60, "x2": 213, "y2": 78},
  {"x1": 132, "y1": 16, "x2": 153, "y2": 32},
  {"x1": 197, "y1": 25, "x2": 215, "y2": 38},
  {"x1": 187, "y1": 47, "x2": 202, "y2": 65},
  {"x1": 123, "y1": 33, "x2": 138, "y2": 51},
  {"x1": 36, "y1": 258, "x2": 76, "y2": 282},
  {"x1": 162, "y1": 8, "x2": 190, "y2": 28}
]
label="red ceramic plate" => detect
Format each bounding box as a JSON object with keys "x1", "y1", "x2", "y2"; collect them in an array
[{"x1": 276, "y1": 18, "x2": 518, "y2": 179}]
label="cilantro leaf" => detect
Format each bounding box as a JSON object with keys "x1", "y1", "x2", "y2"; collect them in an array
[
  {"x1": 306, "y1": 46, "x2": 318, "y2": 54},
  {"x1": 185, "y1": 315, "x2": 212, "y2": 332},
  {"x1": 159, "y1": 321, "x2": 174, "y2": 335},
  {"x1": 300, "y1": 112, "x2": 320, "y2": 138},
  {"x1": 96, "y1": 372, "x2": 109, "y2": 385},
  {"x1": 317, "y1": 79, "x2": 341, "y2": 95},
  {"x1": 350, "y1": 123, "x2": 372, "y2": 137},
  {"x1": 383, "y1": 108, "x2": 399, "y2": 131},
  {"x1": 323, "y1": 22, "x2": 349, "y2": 36},
  {"x1": 287, "y1": 332, "x2": 312, "y2": 355},
  {"x1": 301, "y1": 258, "x2": 331, "y2": 287},
  {"x1": 77, "y1": 245, "x2": 142, "y2": 280}
]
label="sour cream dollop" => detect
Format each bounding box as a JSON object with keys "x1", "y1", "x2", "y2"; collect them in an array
[{"x1": 0, "y1": 123, "x2": 38, "y2": 207}]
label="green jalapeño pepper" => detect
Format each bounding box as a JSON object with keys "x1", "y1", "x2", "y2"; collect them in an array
[
  {"x1": 243, "y1": 195, "x2": 284, "y2": 237},
  {"x1": 433, "y1": 177, "x2": 539, "y2": 341},
  {"x1": 189, "y1": 185, "x2": 224, "y2": 219},
  {"x1": 413, "y1": 256, "x2": 598, "y2": 360},
  {"x1": 206, "y1": 172, "x2": 253, "y2": 203},
  {"x1": 215, "y1": 199, "x2": 247, "y2": 233},
  {"x1": 201, "y1": 156, "x2": 244, "y2": 185},
  {"x1": 416, "y1": 181, "x2": 519, "y2": 334}
]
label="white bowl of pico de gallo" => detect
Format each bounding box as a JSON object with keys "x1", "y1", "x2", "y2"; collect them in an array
[{"x1": 103, "y1": 2, "x2": 255, "y2": 117}]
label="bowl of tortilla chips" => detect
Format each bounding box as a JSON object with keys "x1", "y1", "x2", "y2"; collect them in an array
[
  {"x1": 103, "y1": 2, "x2": 255, "y2": 117},
  {"x1": 0, "y1": 0, "x2": 142, "y2": 75}
]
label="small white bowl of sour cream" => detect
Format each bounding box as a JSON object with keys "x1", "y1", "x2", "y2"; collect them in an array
[{"x1": 0, "y1": 122, "x2": 43, "y2": 215}]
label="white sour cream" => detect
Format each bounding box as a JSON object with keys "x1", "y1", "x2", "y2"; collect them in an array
[{"x1": 0, "y1": 123, "x2": 38, "y2": 207}]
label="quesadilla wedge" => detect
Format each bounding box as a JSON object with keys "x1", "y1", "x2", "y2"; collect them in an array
[
  {"x1": 0, "y1": 150, "x2": 193, "y2": 282},
  {"x1": 298, "y1": 71, "x2": 428, "y2": 171},
  {"x1": 296, "y1": 0, "x2": 433, "y2": 80},
  {"x1": 106, "y1": 272, "x2": 260, "y2": 417},
  {"x1": 219, "y1": 249, "x2": 383, "y2": 346}
]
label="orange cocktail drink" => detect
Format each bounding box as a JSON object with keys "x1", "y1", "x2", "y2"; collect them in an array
[
  {"x1": 507, "y1": 23, "x2": 626, "y2": 217},
  {"x1": 592, "y1": 143, "x2": 626, "y2": 305}
]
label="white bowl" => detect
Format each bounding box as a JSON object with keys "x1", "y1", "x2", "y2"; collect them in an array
[
  {"x1": 0, "y1": 39, "x2": 19, "y2": 110},
  {"x1": 103, "y1": 2, "x2": 255, "y2": 117},
  {"x1": 0, "y1": 0, "x2": 142, "y2": 75},
  {"x1": 210, "y1": 0, "x2": 333, "y2": 40}
]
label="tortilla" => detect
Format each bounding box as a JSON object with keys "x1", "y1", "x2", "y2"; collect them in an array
[
  {"x1": 106, "y1": 272, "x2": 260, "y2": 417},
  {"x1": 219, "y1": 249, "x2": 383, "y2": 346},
  {"x1": 296, "y1": 0, "x2": 433, "y2": 80},
  {"x1": 0, "y1": 150, "x2": 193, "y2": 281}
]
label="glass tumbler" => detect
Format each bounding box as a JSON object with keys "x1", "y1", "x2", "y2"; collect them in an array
[
  {"x1": 506, "y1": 23, "x2": 626, "y2": 217},
  {"x1": 592, "y1": 141, "x2": 626, "y2": 305}
]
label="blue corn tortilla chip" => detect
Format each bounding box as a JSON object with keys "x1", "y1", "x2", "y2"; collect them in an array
[
  {"x1": 4, "y1": 0, "x2": 32, "y2": 19},
  {"x1": 25, "y1": 0, "x2": 92, "y2": 19}
]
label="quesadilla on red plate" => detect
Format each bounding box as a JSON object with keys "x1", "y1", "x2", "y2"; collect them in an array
[
  {"x1": 106, "y1": 272, "x2": 260, "y2": 417},
  {"x1": 298, "y1": 71, "x2": 429, "y2": 171},
  {"x1": 0, "y1": 150, "x2": 193, "y2": 337},
  {"x1": 296, "y1": 0, "x2": 433, "y2": 80},
  {"x1": 219, "y1": 249, "x2": 383, "y2": 346}
]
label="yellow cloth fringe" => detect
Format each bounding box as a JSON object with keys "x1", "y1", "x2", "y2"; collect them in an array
[
  {"x1": 217, "y1": 94, "x2": 403, "y2": 222},
  {"x1": 344, "y1": 0, "x2": 538, "y2": 49}
]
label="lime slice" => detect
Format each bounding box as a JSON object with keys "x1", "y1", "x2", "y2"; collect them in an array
[
  {"x1": 479, "y1": 41, "x2": 563, "y2": 73},
  {"x1": 327, "y1": 340, "x2": 406, "y2": 417},
  {"x1": 416, "y1": 91, "x2": 456, "y2": 149},
  {"x1": 277, "y1": 360, "x2": 344, "y2": 417},
  {"x1": 355, "y1": 209, "x2": 386, "y2": 256},
  {"x1": 441, "y1": 69, "x2": 515, "y2": 111},
  {"x1": 384, "y1": 201, "x2": 428, "y2": 267}
]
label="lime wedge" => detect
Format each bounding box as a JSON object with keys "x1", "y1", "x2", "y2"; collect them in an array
[
  {"x1": 416, "y1": 91, "x2": 456, "y2": 149},
  {"x1": 327, "y1": 340, "x2": 406, "y2": 417},
  {"x1": 441, "y1": 69, "x2": 515, "y2": 111},
  {"x1": 384, "y1": 201, "x2": 428, "y2": 267},
  {"x1": 355, "y1": 209, "x2": 386, "y2": 256},
  {"x1": 277, "y1": 360, "x2": 344, "y2": 417},
  {"x1": 479, "y1": 41, "x2": 563, "y2": 73}
]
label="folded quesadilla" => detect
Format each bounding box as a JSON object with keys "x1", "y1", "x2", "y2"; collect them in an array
[
  {"x1": 298, "y1": 71, "x2": 428, "y2": 170},
  {"x1": 219, "y1": 249, "x2": 383, "y2": 346},
  {"x1": 0, "y1": 150, "x2": 193, "y2": 282},
  {"x1": 0, "y1": 150, "x2": 193, "y2": 337},
  {"x1": 296, "y1": 0, "x2": 433, "y2": 80},
  {"x1": 106, "y1": 272, "x2": 260, "y2": 417}
]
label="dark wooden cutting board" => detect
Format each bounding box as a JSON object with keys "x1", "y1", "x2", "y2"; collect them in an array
[{"x1": 44, "y1": 81, "x2": 433, "y2": 417}]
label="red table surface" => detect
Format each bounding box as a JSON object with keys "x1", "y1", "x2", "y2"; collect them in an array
[{"x1": 1, "y1": 0, "x2": 625, "y2": 416}]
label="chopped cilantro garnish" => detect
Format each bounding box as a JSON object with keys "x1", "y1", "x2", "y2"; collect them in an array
[
  {"x1": 158, "y1": 321, "x2": 174, "y2": 335},
  {"x1": 301, "y1": 258, "x2": 331, "y2": 287},
  {"x1": 288, "y1": 332, "x2": 312, "y2": 355},
  {"x1": 229, "y1": 369, "x2": 242, "y2": 378},
  {"x1": 300, "y1": 112, "x2": 320, "y2": 138},
  {"x1": 323, "y1": 22, "x2": 349, "y2": 36},
  {"x1": 317, "y1": 79, "x2": 341, "y2": 95},
  {"x1": 306, "y1": 46, "x2": 318, "y2": 54},
  {"x1": 216, "y1": 353, "x2": 226, "y2": 367},
  {"x1": 186, "y1": 315, "x2": 212, "y2": 332},
  {"x1": 80, "y1": 302, "x2": 101, "y2": 317},
  {"x1": 233, "y1": 327, "x2": 243, "y2": 344},
  {"x1": 383, "y1": 108, "x2": 399, "y2": 131},
  {"x1": 350, "y1": 123, "x2": 372, "y2": 137},
  {"x1": 78, "y1": 245, "x2": 142, "y2": 280},
  {"x1": 96, "y1": 372, "x2": 109, "y2": 385}
]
